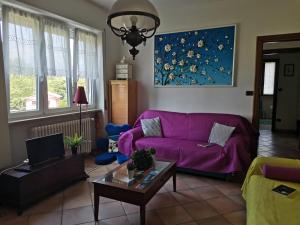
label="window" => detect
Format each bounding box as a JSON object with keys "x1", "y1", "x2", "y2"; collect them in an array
[
  {"x1": 2, "y1": 5, "x2": 100, "y2": 119},
  {"x1": 3, "y1": 7, "x2": 41, "y2": 113},
  {"x1": 263, "y1": 61, "x2": 276, "y2": 95}
]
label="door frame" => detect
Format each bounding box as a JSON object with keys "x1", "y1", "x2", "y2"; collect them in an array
[{"x1": 252, "y1": 32, "x2": 300, "y2": 130}]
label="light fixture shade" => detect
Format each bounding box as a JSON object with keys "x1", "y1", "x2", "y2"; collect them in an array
[
  {"x1": 73, "y1": 86, "x2": 88, "y2": 104},
  {"x1": 107, "y1": 0, "x2": 160, "y2": 59},
  {"x1": 109, "y1": 0, "x2": 159, "y2": 30}
]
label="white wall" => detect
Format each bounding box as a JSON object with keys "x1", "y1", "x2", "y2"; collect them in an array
[
  {"x1": 120, "y1": 0, "x2": 300, "y2": 119},
  {"x1": 0, "y1": 0, "x2": 121, "y2": 167}
]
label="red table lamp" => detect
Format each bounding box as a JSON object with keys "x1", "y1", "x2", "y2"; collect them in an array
[{"x1": 73, "y1": 86, "x2": 88, "y2": 137}]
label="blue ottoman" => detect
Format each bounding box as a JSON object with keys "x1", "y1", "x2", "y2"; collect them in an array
[{"x1": 95, "y1": 152, "x2": 116, "y2": 165}]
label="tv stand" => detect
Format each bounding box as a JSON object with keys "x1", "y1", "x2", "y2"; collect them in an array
[{"x1": 0, "y1": 155, "x2": 87, "y2": 214}]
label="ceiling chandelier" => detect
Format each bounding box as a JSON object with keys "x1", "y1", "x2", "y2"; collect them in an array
[{"x1": 107, "y1": 0, "x2": 160, "y2": 60}]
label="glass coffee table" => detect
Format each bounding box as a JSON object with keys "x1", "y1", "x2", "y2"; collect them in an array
[{"x1": 93, "y1": 160, "x2": 176, "y2": 225}]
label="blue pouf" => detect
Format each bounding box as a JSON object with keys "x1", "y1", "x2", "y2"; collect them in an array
[
  {"x1": 105, "y1": 123, "x2": 132, "y2": 136},
  {"x1": 96, "y1": 138, "x2": 109, "y2": 151},
  {"x1": 115, "y1": 152, "x2": 129, "y2": 164},
  {"x1": 95, "y1": 152, "x2": 116, "y2": 165}
]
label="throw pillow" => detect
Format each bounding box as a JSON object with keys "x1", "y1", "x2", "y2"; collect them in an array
[
  {"x1": 208, "y1": 122, "x2": 235, "y2": 147},
  {"x1": 141, "y1": 117, "x2": 162, "y2": 137},
  {"x1": 108, "y1": 139, "x2": 119, "y2": 153},
  {"x1": 262, "y1": 164, "x2": 300, "y2": 183}
]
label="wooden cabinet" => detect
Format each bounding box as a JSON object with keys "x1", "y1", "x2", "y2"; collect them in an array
[{"x1": 109, "y1": 80, "x2": 137, "y2": 126}]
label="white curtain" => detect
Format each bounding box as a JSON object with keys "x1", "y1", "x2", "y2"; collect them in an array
[
  {"x1": 44, "y1": 18, "x2": 70, "y2": 77},
  {"x1": 2, "y1": 6, "x2": 43, "y2": 78},
  {"x1": 74, "y1": 29, "x2": 98, "y2": 80}
]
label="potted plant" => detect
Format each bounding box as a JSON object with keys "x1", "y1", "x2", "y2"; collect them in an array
[
  {"x1": 127, "y1": 161, "x2": 135, "y2": 179},
  {"x1": 131, "y1": 148, "x2": 156, "y2": 171},
  {"x1": 64, "y1": 133, "x2": 83, "y2": 155}
]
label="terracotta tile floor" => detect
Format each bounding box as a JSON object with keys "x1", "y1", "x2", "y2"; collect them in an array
[
  {"x1": 0, "y1": 157, "x2": 246, "y2": 225},
  {"x1": 1, "y1": 130, "x2": 299, "y2": 225},
  {"x1": 258, "y1": 129, "x2": 300, "y2": 159}
]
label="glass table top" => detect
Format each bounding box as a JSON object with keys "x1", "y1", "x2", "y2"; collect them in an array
[{"x1": 94, "y1": 160, "x2": 173, "y2": 190}]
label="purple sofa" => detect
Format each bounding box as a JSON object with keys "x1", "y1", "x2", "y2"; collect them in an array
[{"x1": 118, "y1": 110, "x2": 258, "y2": 174}]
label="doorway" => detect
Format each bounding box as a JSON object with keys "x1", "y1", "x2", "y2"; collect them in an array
[
  {"x1": 253, "y1": 33, "x2": 300, "y2": 158},
  {"x1": 253, "y1": 33, "x2": 300, "y2": 130}
]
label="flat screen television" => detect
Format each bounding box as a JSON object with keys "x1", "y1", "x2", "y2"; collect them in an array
[{"x1": 26, "y1": 133, "x2": 65, "y2": 166}]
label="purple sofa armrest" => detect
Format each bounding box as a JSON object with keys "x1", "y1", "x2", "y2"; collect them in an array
[
  {"x1": 224, "y1": 134, "x2": 251, "y2": 171},
  {"x1": 118, "y1": 127, "x2": 144, "y2": 156},
  {"x1": 224, "y1": 135, "x2": 248, "y2": 149}
]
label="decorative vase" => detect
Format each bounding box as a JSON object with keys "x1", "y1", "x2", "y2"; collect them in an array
[
  {"x1": 127, "y1": 169, "x2": 135, "y2": 179},
  {"x1": 71, "y1": 147, "x2": 78, "y2": 155}
]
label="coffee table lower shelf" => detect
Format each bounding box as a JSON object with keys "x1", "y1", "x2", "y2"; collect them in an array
[{"x1": 93, "y1": 161, "x2": 176, "y2": 225}]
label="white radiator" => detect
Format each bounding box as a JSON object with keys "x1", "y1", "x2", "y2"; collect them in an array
[{"x1": 31, "y1": 118, "x2": 93, "y2": 154}]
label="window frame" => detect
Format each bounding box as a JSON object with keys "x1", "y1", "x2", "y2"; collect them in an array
[{"x1": 1, "y1": 2, "x2": 102, "y2": 121}]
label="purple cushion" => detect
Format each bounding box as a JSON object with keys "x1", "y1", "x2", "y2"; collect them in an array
[{"x1": 262, "y1": 164, "x2": 300, "y2": 183}]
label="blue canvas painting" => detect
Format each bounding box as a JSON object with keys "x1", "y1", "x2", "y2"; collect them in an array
[{"x1": 154, "y1": 25, "x2": 236, "y2": 86}]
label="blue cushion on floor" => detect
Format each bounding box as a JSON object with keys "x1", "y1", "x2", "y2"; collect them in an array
[
  {"x1": 115, "y1": 152, "x2": 129, "y2": 164},
  {"x1": 105, "y1": 123, "x2": 132, "y2": 136},
  {"x1": 108, "y1": 135, "x2": 120, "y2": 142},
  {"x1": 95, "y1": 152, "x2": 116, "y2": 165},
  {"x1": 96, "y1": 138, "x2": 109, "y2": 151}
]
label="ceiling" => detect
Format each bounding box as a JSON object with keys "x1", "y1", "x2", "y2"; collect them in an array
[{"x1": 90, "y1": 0, "x2": 117, "y2": 10}]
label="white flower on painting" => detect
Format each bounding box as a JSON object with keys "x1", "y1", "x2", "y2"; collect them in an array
[
  {"x1": 205, "y1": 59, "x2": 209, "y2": 64},
  {"x1": 164, "y1": 63, "x2": 171, "y2": 70},
  {"x1": 179, "y1": 59, "x2": 185, "y2": 66},
  {"x1": 196, "y1": 54, "x2": 201, "y2": 59},
  {"x1": 214, "y1": 58, "x2": 219, "y2": 62},
  {"x1": 159, "y1": 37, "x2": 163, "y2": 41},
  {"x1": 168, "y1": 73, "x2": 175, "y2": 80},
  {"x1": 190, "y1": 65, "x2": 197, "y2": 73},
  {"x1": 201, "y1": 70, "x2": 207, "y2": 76},
  {"x1": 155, "y1": 50, "x2": 158, "y2": 54},
  {"x1": 172, "y1": 59, "x2": 177, "y2": 65},
  {"x1": 170, "y1": 65, "x2": 174, "y2": 70},
  {"x1": 207, "y1": 76, "x2": 212, "y2": 81},
  {"x1": 225, "y1": 35, "x2": 228, "y2": 39},
  {"x1": 218, "y1": 44, "x2": 224, "y2": 51},
  {"x1": 187, "y1": 50, "x2": 194, "y2": 58},
  {"x1": 205, "y1": 48, "x2": 208, "y2": 51},
  {"x1": 219, "y1": 66, "x2": 225, "y2": 72},
  {"x1": 156, "y1": 57, "x2": 162, "y2": 64},
  {"x1": 172, "y1": 52, "x2": 176, "y2": 56},
  {"x1": 197, "y1": 40, "x2": 204, "y2": 48},
  {"x1": 165, "y1": 44, "x2": 172, "y2": 52},
  {"x1": 195, "y1": 31, "x2": 198, "y2": 35},
  {"x1": 181, "y1": 38, "x2": 186, "y2": 44}
]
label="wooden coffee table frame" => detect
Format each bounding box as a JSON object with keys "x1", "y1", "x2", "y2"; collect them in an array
[{"x1": 93, "y1": 161, "x2": 176, "y2": 225}]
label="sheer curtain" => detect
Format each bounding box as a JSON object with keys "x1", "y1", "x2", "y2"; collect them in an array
[
  {"x1": 74, "y1": 29, "x2": 98, "y2": 80},
  {"x1": 73, "y1": 29, "x2": 98, "y2": 104},
  {"x1": 2, "y1": 6, "x2": 43, "y2": 78},
  {"x1": 44, "y1": 18, "x2": 70, "y2": 77}
]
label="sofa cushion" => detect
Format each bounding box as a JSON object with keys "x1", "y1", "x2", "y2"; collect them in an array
[
  {"x1": 135, "y1": 137, "x2": 180, "y2": 162},
  {"x1": 209, "y1": 123, "x2": 235, "y2": 147},
  {"x1": 262, "y1": 164, "x2": 300, "y2": 183},
  {"x1": 141, "y1": 117, "x2": 162, "y2": 137},
  {"x1": 135, "y1": 137, "x2": 230, "y2": 172}
]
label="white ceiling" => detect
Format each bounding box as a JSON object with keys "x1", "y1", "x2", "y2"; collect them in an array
[{"x1": 90, "y1": 0, "x2": 117, "y2": 11}]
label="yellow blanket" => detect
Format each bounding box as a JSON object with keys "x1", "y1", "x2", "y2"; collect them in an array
[{"x1": 242, "y1": 157, "x2": 300, "y2": 225}]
